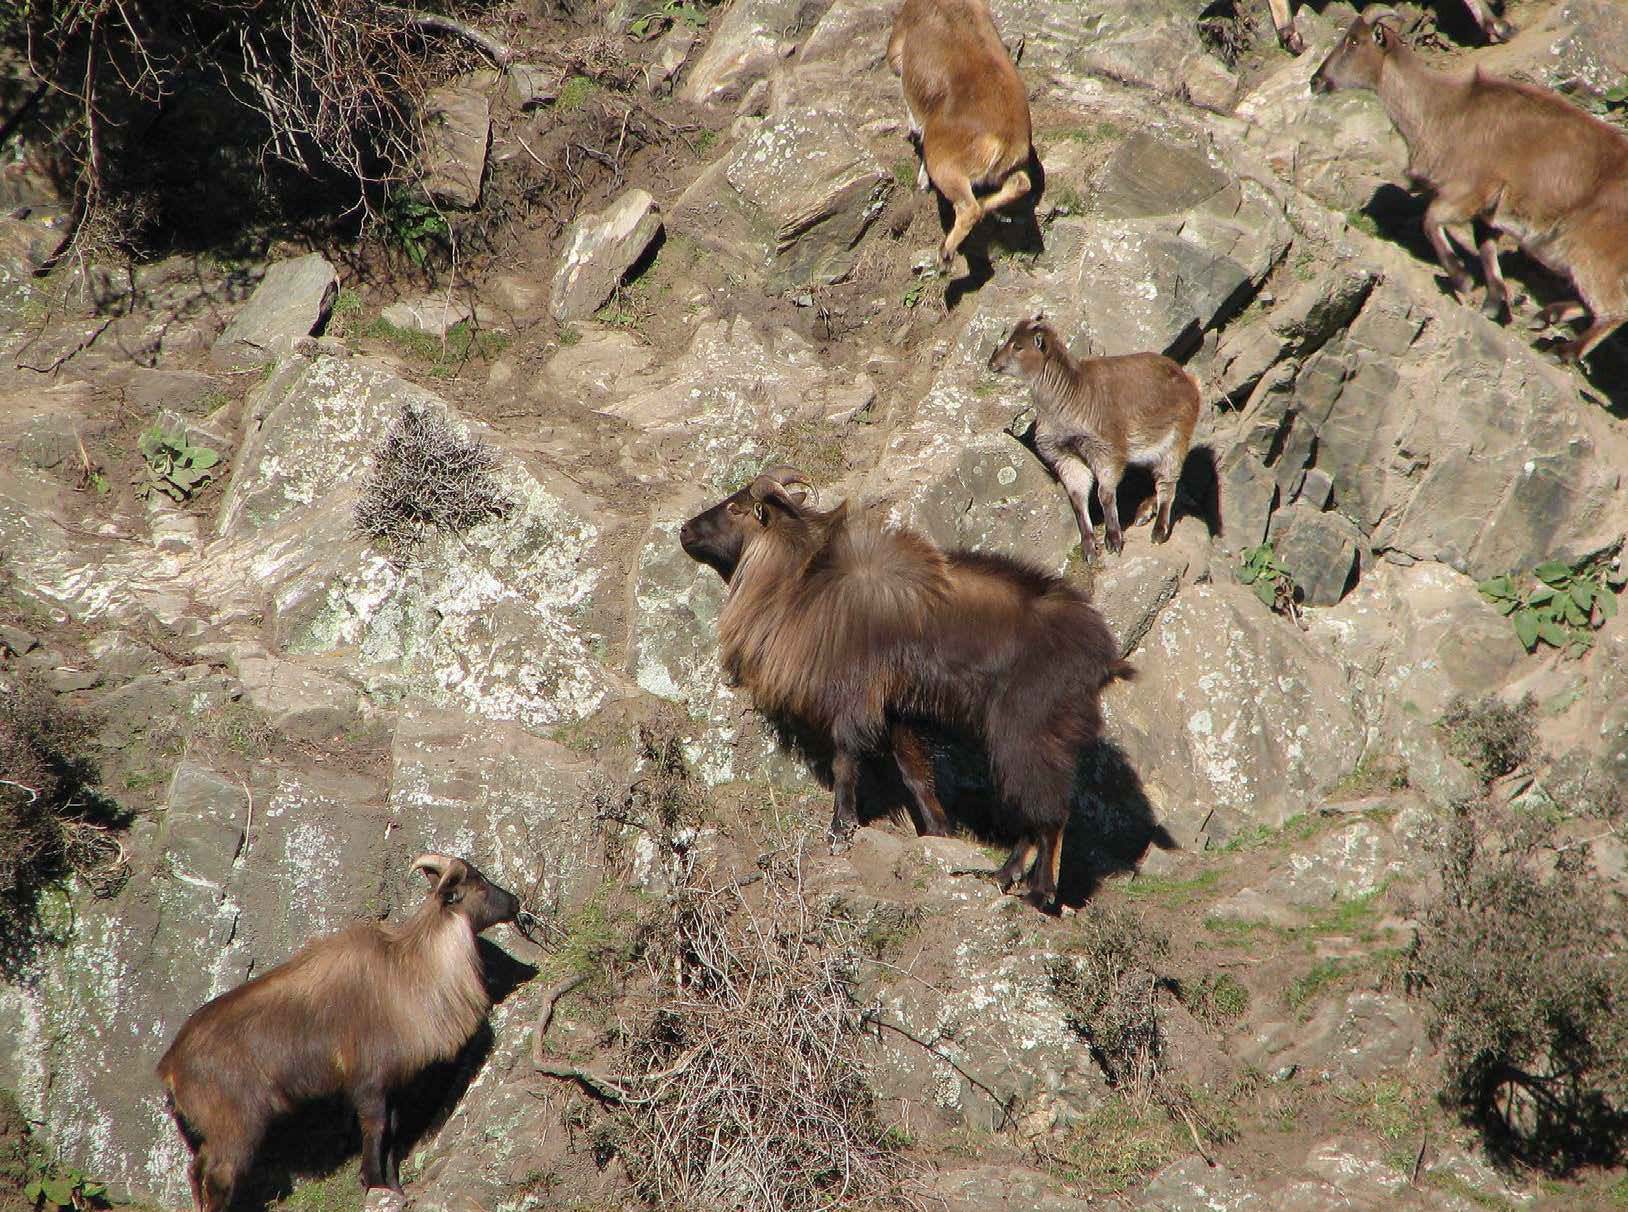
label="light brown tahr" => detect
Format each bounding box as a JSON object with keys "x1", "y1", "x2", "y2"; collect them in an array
[
  {"x1": 156, "y1": 855, "x2": 523, "y2": 1212},
  {"x1": 679, "y1": 467, "x2": 1132, "y2": 910},
  {"x1": 1262, "y1": 0, "x2": 1513, "y2": 56},
  {"x1": 1312, "y1": 12, "x2": 1628, "y2": 364},
  {"x1": 989, "y1": 315, "x2": 1201, "y2": 559},
  {"x1": 888, "y1": 0, "x2": 1034, "y2": 271}
]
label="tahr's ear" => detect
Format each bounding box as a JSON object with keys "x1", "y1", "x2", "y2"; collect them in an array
[{"x1": 748, "y1": 475, "x2": 808, "y2": 523}]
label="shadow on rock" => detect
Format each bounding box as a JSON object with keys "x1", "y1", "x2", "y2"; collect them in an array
[{"x1": 1058, "y1": 739, "x2": 1176, "y2": 909}]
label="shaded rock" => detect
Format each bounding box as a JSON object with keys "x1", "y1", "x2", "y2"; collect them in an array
[
  {"x1": 1236, "y1": 275, "x2": 1626, "y2": 582},
  {"x1": 102, "y1": 367, "x2": 226, "y2": 417},
  {"x1": 0, "y1": 624, "x2": 39, "y2": 655},
  {"x1": 549, "y1": 188, "x2": 664, "y2": 322},
  {"x1": 1217, "y1": 442, "x2": 1277, "y2": 553},
  {"x1": 647, "y1": 24, "x2": 697, "y2": 95},
  {"x1": 504, "y1": 62, "x2": 558, "y2": 108},
  {"x1": 674, "y1": 106, "x2": 892, "y2": 291},
  {"x1": 421, "y1": 84, "x2": 490, "y2": 208},
  {"x1": 1214, "y1": 265, "x2": 1378, "y2": 402},
  {"x1": 1091, "y1": 133, "x2": 1232, "y2": 221},
  {"x1": 1093, "y1": 549, "x2": 1188, "y2": 656},
  {"x1": 210, "y1": 253, "x2": 337, "y2": 370},
  {"x1": 158, "y1": 762, "x2": 249, "y2": 889},
  {"x1": 1268, "y1": 501, "x2": 1362, "y2": 607}
]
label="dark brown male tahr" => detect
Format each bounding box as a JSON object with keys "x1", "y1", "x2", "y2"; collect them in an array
[
  {"x1": 1312, "y1": 11, "x2": 1628, "y2": 364},
  {"x1": 680, "y1": 466, "x2": 1133, "y2": 909},
  {"x1": 156, "y1": 855, "x2": 522, "y2": 1212}
]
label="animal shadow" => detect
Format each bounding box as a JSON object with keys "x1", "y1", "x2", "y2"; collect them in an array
[
  {"x1": 942, "y1": 147, "x2": 1047, "y2": 310},
  {"x1": 842, "y1": 728, "x2": 1172, "y2": 913},
  {"x1": 230, "y1": 941, "x2": 535, "y2": 1212},
  {"x1": 1057, "y1": 739, "x2": 1177, "y2": 909}
]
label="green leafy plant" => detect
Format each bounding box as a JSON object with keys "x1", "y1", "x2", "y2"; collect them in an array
[
  {"x1": 135, "y1": 425, "x2": 220, "y2": 502},
  {"x1": 628, "y1": 0, "x2": 711, "y2": 39},
  {"x1": 901, "y1": 278, "x2": 928, "y2": 308},
  {"x1": 1476, "y1": 552, "x2": 1623, "y2": 656},
  {"x1": 381, "y1": 192, "x2": 449, "y2": 268},
  {"x1": 1238, "y1": 542, "x2": 1300, "y2": 618},
  {"x1": 26, "y1": 1162, "x2": 106, "y2": 1211}
]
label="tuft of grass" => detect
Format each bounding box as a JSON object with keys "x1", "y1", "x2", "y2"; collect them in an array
[
  {"x1": 1329, "y1": 752, "x2": 1409, "y2": 800},
  {"x1": 1118, "y1": 866, "x2": 1219, "y2": 906},
  {"x1": 325, "y1": 288, "x2": 364, "y2": 340},
  {"x1": 1041, "y1": 1098, "x2": 1178, "y2": 1196},
  {"x1": 192, "y1": 698, "x2": 279, "y2": 761},
  {"x1": 1181, "y1": 972, "x2": 1250, "y2": 1027},
  {"x1": 364, "y1": 317, "x2": 509, "y2": 378},
  {"x1": 1346, "y1": 210, "x2": 1381, "y2": 238},
  {"x1": 277, "y1": 1169, "x2": 364, "y2": 1212},
  {"x1": 1425, "y1": 1169, "x2": 1516, "y2": 1210},
  {"x1": 1284, "y1": 957, "x2": 1352, "y2": 1018},
  {"x1": 556, "y1": 74, "x2": 596, "y2": 111}
]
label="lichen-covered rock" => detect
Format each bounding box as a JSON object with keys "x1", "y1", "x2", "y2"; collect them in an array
[
  {"x1": 674, "y1": 106, "x2": 893, "y2": 291},
  {"x1": 680, "y1": 0, "x2": 827, "y2": 104},
  {"x1": 420, "y1": 83, "x2": 491, "y2": 209},
  {"x1": 1109, "y1": 582, "x2": 1364, "y2": 840}
]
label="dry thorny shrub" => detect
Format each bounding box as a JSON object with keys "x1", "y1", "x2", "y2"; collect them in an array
[
  {"x1": 1439, "y1": 693, "x2": 1538, "y2": 785},
  {"x1": 605, "y1": 852, "x2": 915, "y2": 1212},
  {"x1": 538, "y1": 717, "x2": 914, "y2": 1212},
  {"x1": 0, "y1": 674, "x2": 129, "y2": 976},
  {"x1": 1406, "y1": 801, "x2": 1627, "y2": 1172},
  {"x1": 354, "y1": 404, "x2": 513, "y2": 564}
]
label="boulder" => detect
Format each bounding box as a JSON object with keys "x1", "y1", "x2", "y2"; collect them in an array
[
  {"x1": 549, "y1": 188, "x2": 664, "y2": 322},
  {"x1": 210, "y1": 253, "x2": 337, "y2": 370}
]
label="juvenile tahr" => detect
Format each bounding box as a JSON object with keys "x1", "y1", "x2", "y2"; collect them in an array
[
  {"x1": 888, "y1": 0, "x2": 1034, "y2": 270},
  {"x1": 989, "y1": 315, "x2": 1201, "y2": 559}
]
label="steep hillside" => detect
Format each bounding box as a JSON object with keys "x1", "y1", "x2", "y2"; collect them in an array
[{"x1": 1, "y1": 1, "x2": 1625, "y2": 1210}]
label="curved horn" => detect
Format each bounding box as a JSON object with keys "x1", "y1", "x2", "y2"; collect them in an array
[
  {"x1": 411, "y1": 853, "x2": 451, "y2": 882},
  {"x1": 1364, "y1": 7, "x2": 1400, "y2": 25},
  {"x1": 761, "y1": 464, "x2": 814, "y2": 492}
]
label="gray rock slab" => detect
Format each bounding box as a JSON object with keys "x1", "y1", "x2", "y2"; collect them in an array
[
  {"x1": 210, "y1": 253, "x2": 337, "y2": 370},
  {"x1": 421, "y1": 84, "x2": 490, "y2": 208},
  {"x1": 549, "y1": 188, "x2": 664, "y2": 322},
  {"x1": 379, "y1": 294, "x2": 476, "y2": 337},
  {"x1": 1268, "y1": 501, "x2": 1363, "y2": 607},
  {"x1": 674, "y1": 106, "x2": 892, "y2": 291}
]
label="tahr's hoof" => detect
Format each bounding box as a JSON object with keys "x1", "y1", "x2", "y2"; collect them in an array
[
  {"x1": 1280, "y1": 27, "x2": 1305, "y2": 55},
  {"x1": 1487, "y1": 19, "x2": 1516, "y2": 44}
]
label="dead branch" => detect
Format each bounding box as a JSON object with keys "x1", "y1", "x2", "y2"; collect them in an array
[
  {"x1": 529, "y1": 972, "x2": 590, "y2": 1066},
  {"x1": 379, "y1": 5, "x2": 516, "y2": 67}
]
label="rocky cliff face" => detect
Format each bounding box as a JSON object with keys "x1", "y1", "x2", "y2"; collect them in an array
[{"x1": 2, "y1": 0, "x2": 1626, "y2": 1209}]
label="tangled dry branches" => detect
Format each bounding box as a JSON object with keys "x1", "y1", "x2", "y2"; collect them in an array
[
  {"x1": 539, "y1": 850, "x2": 915, "y2": 1212},
  {"x1": 354, "y1": 404, "x2": 513, "y2": 564}
]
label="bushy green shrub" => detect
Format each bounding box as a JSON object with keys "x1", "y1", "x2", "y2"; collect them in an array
[{"x1": 1407, "y1": 804, "x2": 1627, "y2": 1172}]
